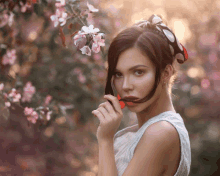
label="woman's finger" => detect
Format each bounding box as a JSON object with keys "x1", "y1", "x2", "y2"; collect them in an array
[
  {"x1": 97, "y1": 106, "x2": 112, "y2": 122},
  {"x1": 104, "y1": 95, "x2": 122, "y2": 116},
  {"x1": 99, "y1": 101, "x2": 117, "y2": 116},
  {"x1": 92, "y1": 110, "x2": 105, "y2": 123}
]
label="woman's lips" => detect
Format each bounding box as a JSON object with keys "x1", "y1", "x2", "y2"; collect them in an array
[
  {"x1": 126, "y1": 102, "x2": 135, "y2": 106},
  {"x1": 119, "y1": 97, "x2": 139, "y2": 106}
]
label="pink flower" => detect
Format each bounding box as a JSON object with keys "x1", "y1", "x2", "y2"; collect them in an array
[
  {"x1": 92, "y1": 34, "x2": 105, "y2": 53},
  {"x1": 2, "y1": 49, "x2": 17, "y2": 65},
  {"x1": 59, "y1": 11, "x2": 67, "y2": 26},
  {"x1": 24, "y1": 107, "x2": 38, "y2": 124},
  {"x1": 87, "y1": 2, "x2": 99, "y2": 12},
  {"x1": 46, "y1": 111, "x2": 52, "y2": 121},
  {"x1": 81, "y1": 25, "x2": 100, "y2": 35},
  {"x1": 8, "y1": 88, "x2": 21, "y2": 102},
  {"x1": 40, "y1": 108, "x2": 52, "y2": 121},
  {"x1": 78, "y1": 74, "x2": 86, "y2": 83},
  {"x1": 93, "y1": 33, "x2": 105, "y2": 45},
  {"x1": 44, "y1": 95, "x2": 52, "y2": 106},
  {"x1": 50, "y1": 9, "x2": 61, "y2": 27},
  {"x1": 80, "y1": 46, "x2": 91, "y2": 56},
  {"x1": 5, "y1": 102, "x2": 11, "y2": 107},
  {"x1": 7, "y1": 12, "x2": 14, "y2": 27},
  {"x1": 0, "y1": 83, "x2": 4, "y2": 91},
  {"x1": 92, "y1": 42, "x2": 100, "y2": 53},
  {"x1": 0, "y1": 11, "x2": 9, "y2": 28},
  {"x1": 21, "y1": 82, "x2": 36, "y2": 103},
  {"x1": 20, "y1": 1, "x2": 32, "y2": 13},
  {"x1": 73, "y1": 32, "x2": 87, "y2": 49},
  {"x1": 50, "y1": 9, "x2": 67, "y2": 27},
  {"x1": 55, "y1": 0, "x2": 66, "y2": 8}
]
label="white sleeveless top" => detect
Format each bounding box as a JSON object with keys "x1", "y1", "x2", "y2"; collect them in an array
[{"x1": 113, "y1": 111, "x2": 191, "y2": 176}]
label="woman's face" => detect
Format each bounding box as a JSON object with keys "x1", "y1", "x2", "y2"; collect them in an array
[{"x1": 112, "y1": 47, "x2": 162, "y2": 112}]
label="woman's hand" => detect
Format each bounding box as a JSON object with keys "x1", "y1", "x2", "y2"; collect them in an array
[{"x1": 92, "y1": 94, "x2": 123, "y2": 142}]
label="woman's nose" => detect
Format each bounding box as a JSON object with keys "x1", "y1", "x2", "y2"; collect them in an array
[{"x1": 122, "y1": 77, "x2": 133, "y2": 91}]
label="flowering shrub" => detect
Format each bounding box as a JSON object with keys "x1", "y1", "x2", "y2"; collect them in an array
[
  {"x1": 50, "y1": 0, "x2": 105, "y2": 55},
  {"x1": 0, "y1": 0, "x2": 109, "y2": 128},
  {"x1": 0, "y1": 0, "x2": 219, "y2": 175},
  {"x1": 0, "y1": 0, "x2": 116, "y2": 175}
]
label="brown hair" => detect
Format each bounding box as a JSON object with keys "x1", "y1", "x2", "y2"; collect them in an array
[{"x1": 104, "y1": 23, "x2": 178, "y2": 103}]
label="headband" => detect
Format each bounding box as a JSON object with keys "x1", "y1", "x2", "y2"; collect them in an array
[{"x1": 134, "y1": 14, "x2": 188, "y2": 64}]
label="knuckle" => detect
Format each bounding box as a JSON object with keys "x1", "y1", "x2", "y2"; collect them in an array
[
  {"x1": 98, "y1": 103, "x2": 104, "y2": 107},
  {"x1": 99, "y1": 106, "x2": 104, "y2": 110},
  {"x1": 105, "y1": 101, "x2": 111, "y2": 106}
]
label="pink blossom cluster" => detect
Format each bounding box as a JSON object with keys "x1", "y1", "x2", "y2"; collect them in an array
[
  {"x1": 21, "y1": 82, "x2": 36, "y2": 103},
  {"x1": 0, "y1": 82, "x2": 53, "y2": 125},
  {"x1": 73, "y1": 2, "x2": 105, "y2": 56},
  {"x1": 2, "y1": 49, "x2": 17, "y2": 65},
  {"x1": 20, "y1": 1, "x2": 32, "y2": 13},
  {"x1": 0, "y1": 10, "x2": 14, "y2": 28},
  {"x1": 2, "y1": 87, "x2": 21, "y2": 108},
  {"x1": 39, "y1": 107, "x2": 53, "y2": 121},
  {"x1": 50, "y1": 0, "x2": 67, "y2": 27},
  {"x1": 0, "y1": 11, "x2": 9, "y2": 28},
  {"x1": 0, "y1": 83, "x2": 17, "y2": 107},
  {"x1": 23, "y1": 106, "x2": 53, "y2": 124},
  {"x1": 7, "y1": 88, "x2": 21, "y2": 103},
  {"x1": 73, "y1": 25, "x2": 105, "y2": 56},
  {"x1": 24, "y1": 107, "x2": 39, "y2": 124}
]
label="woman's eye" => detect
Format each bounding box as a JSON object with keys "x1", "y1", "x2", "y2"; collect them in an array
[
  {"x1": 135, "y1": 70, "x2": 144, "y2": 75},
  {"x1": 113, "y1": 70, "x2": 144, "y2": 78}
]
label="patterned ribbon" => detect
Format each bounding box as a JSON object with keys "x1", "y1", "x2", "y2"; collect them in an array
[{"x1": 135, "y1": 14, "x2": 188, "y2": 64}]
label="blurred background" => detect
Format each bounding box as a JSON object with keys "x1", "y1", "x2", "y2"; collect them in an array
[{"x1": 0, "y1": 0, "x2": 219, "y2": 175}]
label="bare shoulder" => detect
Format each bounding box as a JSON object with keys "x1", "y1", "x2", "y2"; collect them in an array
[
  {"x1": 146, "y1": 120, "x2": 179, "y2": 139},
  {"x1": 122, "y1": 121, "x2": 180, "y2": 176},
  {"x1": 143, "y1": 120, "x2": 180, "y2": 152}
]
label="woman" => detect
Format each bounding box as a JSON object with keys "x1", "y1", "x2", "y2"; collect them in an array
[{"x1": 92, "y1": 14, "x2": 191, "y2": 176}]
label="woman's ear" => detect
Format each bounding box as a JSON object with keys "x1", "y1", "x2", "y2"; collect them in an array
[{"x1": 162, "y1": 64, "x2": 174, "y2": 82}]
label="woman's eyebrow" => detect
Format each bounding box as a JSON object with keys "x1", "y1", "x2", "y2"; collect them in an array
[{"x1": 115, "y1": 65, "x2": 148, "y2": 72}]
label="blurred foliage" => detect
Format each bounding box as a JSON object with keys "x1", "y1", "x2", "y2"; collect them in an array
[{"x1": 0, "y1": 0, "x2": 219, "y2": 175}]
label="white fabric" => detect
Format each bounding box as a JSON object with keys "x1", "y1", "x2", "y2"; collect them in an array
[{"x1": 113, "y1": 111, "x2": 191, "y2": 176}]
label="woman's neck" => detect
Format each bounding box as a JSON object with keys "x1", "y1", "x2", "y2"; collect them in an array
[{"x1": 136, "y1": 90, "x2": 176, "y2": 129}]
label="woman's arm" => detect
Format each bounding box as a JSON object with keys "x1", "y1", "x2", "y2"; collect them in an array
[
  {"x1": 98, "y1": 139, "x2": 117, "y2": 176},
  {"x1": 122, "y1": 121, "x2": 179, "y2": 176}
]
